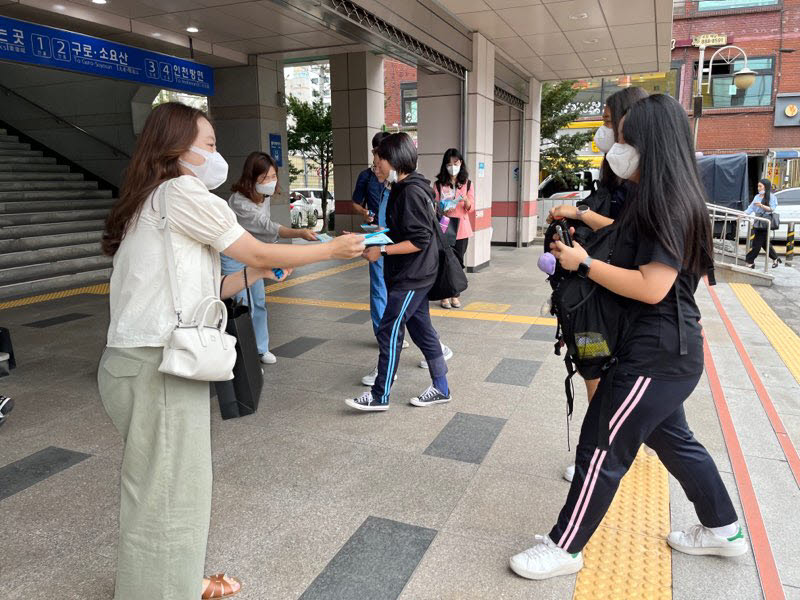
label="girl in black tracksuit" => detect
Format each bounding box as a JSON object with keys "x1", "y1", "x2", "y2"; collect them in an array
[
  {"x1": 345, "y1": 133, "x2": 451, "y2": 412},
  {"x1": 509, "y1": 94, "x2": 746, "y2": 582}
]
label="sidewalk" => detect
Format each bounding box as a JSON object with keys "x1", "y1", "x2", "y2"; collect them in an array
[{"x1": 1, "y1": 246, "x2": 798, "y2": 599}]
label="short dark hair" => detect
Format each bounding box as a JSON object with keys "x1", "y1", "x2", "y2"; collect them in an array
[
  {"x1": 372, "y1": 131, "x2": 390, "y2": 150},
  {"x1": 376, "y1": 132, "x2": 417, "y2": 175}
]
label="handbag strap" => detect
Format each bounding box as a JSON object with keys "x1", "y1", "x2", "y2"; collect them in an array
[{"x1": 157, "y1": 181, "x2": 185, "y2": 324}]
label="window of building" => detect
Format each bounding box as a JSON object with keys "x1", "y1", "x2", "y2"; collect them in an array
[
  {"x1": 693, "y1": 57, "x2": 773, "y2": 108},
  {"x1": 566, "y1": 67, "x2": 681, "y2": 117},
  {"x1": 401, "y1": 83, "x2": 417, "y2": 126},
  {"x1": 697, "y1": 0, "x2": 779, "y2": 11}
]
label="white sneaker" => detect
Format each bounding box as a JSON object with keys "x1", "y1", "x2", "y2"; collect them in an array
[
  {"x1": 419, "y1": 344, "x2": 454, "y2": 369},
  {"x1": 402, "y1": 339, "x2": 410, "y2": 349},
  {"x1": 563, "y1": 464, "x2": 575, "y2": 482},
  {"x1": 361, "y1": 367, "x2": 398, "y2": 387},
  {"x1": 667, "y1": 524, "x2": 748, "y2": 557},
  {"x1": 260, "y1": 352, "x2": 277, "y2": 364},
  {"x1": 510, "y1": 535, "x2": 583, "y2": 580}
]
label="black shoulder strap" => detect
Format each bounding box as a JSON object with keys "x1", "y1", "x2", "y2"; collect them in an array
[
  {"x1": 467, "y1": 180, "x2": 471, "y2": 193},
  {"x1": 674, "y1": 283, "x2": 688, "y2": 356}
]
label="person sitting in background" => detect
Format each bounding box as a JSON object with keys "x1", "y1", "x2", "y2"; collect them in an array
[{"x1": 221, "y1": 151, "x2": 318, "y2": 365}]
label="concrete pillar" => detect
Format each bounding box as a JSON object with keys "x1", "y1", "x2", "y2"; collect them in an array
[
  {"x1": 465, "y1": 33, "x2": 495, "y2": 271},
  {"x1": 330, "y1": 52, "x2": 384, "y2": 233},
  {"x1": 520, "y1": 77, "x2": 542, "y2": 244},
  {"x1": 416, "y1": 69, "x2": 461, "y2": 183},
  {"x1": 208, "y1": 56, "x2": 290, "y2": 225},
  {"x1": 491, "y1": 102, "x2": 522, "y2": 245}
]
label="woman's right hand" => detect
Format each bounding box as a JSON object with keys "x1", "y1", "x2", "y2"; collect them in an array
[
  {"x1": 547, "y1": 205, "x2": 578, "y2": 224},
  {"x1": 330, "y1": 233, "x2": 366, "y2": 259}
]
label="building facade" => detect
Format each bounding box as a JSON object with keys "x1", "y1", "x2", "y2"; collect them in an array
[{"x1": 671, "y1": 0, "x2": 800, "y2": 187}]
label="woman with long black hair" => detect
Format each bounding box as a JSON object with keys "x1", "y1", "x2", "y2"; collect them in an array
[
  {"x1": 433, "y1": 148, "x2": 474, "y2": 309},
  {"x1": 745, "y1": 178, "x2": 781, "y2": 268},
  {"x1": 510, "y1": 94, "x2": 746, "y2": 581},
  {"x1": 548, "y1": 86, "x2": 648, "y2": 483}
]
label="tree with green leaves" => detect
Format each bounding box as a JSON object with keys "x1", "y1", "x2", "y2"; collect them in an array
[
  {"x1": 539, "y1": 81, "x2": 594, "y2": 189},
  {"x1": 287, "y1": 96, "x2": 333, "y2": 231}
]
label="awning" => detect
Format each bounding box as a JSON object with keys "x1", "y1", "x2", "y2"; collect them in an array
[{"x1": 774, "y1": 150, "x2": 800, "y2": 159}]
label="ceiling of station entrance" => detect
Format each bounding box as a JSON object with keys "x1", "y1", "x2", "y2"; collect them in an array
[{"x1": 434, "y1": 0, "x2": 673, "y2": 81}]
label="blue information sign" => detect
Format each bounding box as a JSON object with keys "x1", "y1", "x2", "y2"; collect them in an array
[
  {"x1": 0, "y1": 16, "x2": 213, "y2": 95},
  {"x1": 269, "y1": 134, "x2": 283, "y2": 167}
]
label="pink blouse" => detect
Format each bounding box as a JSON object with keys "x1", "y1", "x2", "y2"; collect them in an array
[{"x1": 434, "y1": 180, "x2": 475, "y2": 240}]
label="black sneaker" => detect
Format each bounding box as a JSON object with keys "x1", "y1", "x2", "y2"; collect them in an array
[
  {"x1": 345, "y1": 391, "x2": 389, "y2": 412},
  {"x1": 410, "y1": 386, "x2": 451, "y2": 407},
  {"x1": 0, "y1": 395, "x2": 13, "y2": 427}
]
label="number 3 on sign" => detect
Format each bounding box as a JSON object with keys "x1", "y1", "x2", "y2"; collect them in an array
[
  {"x1": 31, "y1": 34, "x2": 51, "y2": 58},
  {"x1": 145, "y1": 59, "x2": 158, "y2": 79}
]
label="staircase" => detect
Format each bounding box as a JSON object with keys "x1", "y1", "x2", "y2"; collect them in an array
[{"x1": 0, "y1": 127, "x2": 116, "y2": 301}]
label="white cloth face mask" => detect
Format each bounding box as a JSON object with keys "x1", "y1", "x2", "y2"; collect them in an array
[
  {"x1": 594, "y1": 125, "x2": 616, "y2": 154},
  {"x1": 387, "y1": 169, "x2": 398, "y2": 184},
  {"x1": 179, "y1": 146, "x2": 229, "y2": 190},
  {"x1": 447, "y1": 164, "x2": 461, "y2": 177},
  {"x1": 605, "y1": 143, "x2": 640, "y2": 180},
  {"x1": 256, "y1": 181, "x2": 277, "y2": 196}
]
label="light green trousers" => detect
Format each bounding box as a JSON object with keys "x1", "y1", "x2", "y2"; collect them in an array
[{"x1": 98, "y1": 346, "x2": 212, "y2": 600}]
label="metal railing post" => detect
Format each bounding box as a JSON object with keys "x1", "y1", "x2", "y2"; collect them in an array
[{"x1": 787, "y1": 222, "x2": 796, "y2": 267}]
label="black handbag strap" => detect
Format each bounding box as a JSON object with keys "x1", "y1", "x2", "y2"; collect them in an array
[{"x1": 219, "y1": 267, "x2": 253, "y2": 308}]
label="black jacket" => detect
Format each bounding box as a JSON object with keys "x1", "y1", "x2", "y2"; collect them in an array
[{"x1": 384, "y1": 171, "x2": 439, "y2": 290}]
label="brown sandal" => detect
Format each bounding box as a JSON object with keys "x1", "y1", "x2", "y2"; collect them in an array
[{"x1": 201, "y1": 574, "x2": 242, "y2": 599}]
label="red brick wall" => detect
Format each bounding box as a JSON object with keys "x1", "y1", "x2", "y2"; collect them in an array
[
  {"x1": 383, "y1": 58, "x2": 417, "y2": 127},
  {"x1": 670, "y1": 0, "x2": 800, "y2": 153}
]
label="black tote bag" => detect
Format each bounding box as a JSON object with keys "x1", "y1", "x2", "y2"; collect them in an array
[
  {"x1": 214, "y1": 273, "x2": 263, "y2": 420},
  {"x1": 428, "y1": 204, "x2": 468, "y2": 301}
]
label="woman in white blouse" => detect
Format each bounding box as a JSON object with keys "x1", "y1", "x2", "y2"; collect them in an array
[
  {"x1": 98, "y1": 102, "x2": 364, "y2": 600},
  {"x1": 221, "y1": 151, "x2": 318, "y2": 365}
]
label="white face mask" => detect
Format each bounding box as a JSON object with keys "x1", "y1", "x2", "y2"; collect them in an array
[
  {"x1": 594, "y1": 125, "x2": 616, "y2": 154},
  {"x1": 605, "y1": 143, "x2": 640, "y2": 180},
  {"x1": 256, "y1": 181, "x2": 277, "y2": 196},
  {"x1": 179, "y1": 146, "x2": 228, "y2": 190},
  {"x1": 387, "y1": 169, "x2": 398, "y2": 184},
  {"x1": 447, "y1": 163, "x2": 461, "y2": 177}
]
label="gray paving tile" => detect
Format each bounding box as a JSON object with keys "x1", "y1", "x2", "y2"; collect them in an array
[
  {"x1": 485, "y1": 357, "x2": 542, "y2": 387},
  {"x1": 271, "y1": 336, "x2": 329, "y2": 358},
  {"x1": 0, "y1": 446, "x2": 91, "y2": 501},
  {"x1": 521, "y1": 324, "x2": 558, "y2": 342},
  {"x1": 338, "y1": 310, "x2": 373, "y2": 325},
  {"x1": 22, "y1": 312, "x2": 91, "y2": 329},
  {"x1": 424, "y1": 412, "x2": 507, "y2": 465},
  {"x1": 299, "y1": 516, "x2": 436, "y2": 600}
]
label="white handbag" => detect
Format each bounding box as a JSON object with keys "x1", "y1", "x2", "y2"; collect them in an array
[{"x1": 156, "y1": 182, "x2": 237, "y2": 382}]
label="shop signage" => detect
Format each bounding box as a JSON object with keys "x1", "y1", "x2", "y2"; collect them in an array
[
  {"x1": 692, "y1": 34, "x2": 728, "y2": 47},
  {"x1": 775, "y1": 94, "x2": 800, "y2": 127},
  {"x1": 0, "y1": 15, "x2": 213, "y2": 95},
  {"x1": 269, "y1": 134, "x2": 283, "y2": 167}
]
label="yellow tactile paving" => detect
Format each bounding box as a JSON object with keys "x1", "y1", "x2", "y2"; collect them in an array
[
  {"x1": 730, "y1": 282, "x2": 800, "y2": 384},
  {"x1": 0, "y1": 283, "x2": 109, "y2": 311},
  {"x1": 462, "y1": 301, "x2": 511, "y2": 313},
  {"x1": 264, "y1": 261, "x2": 367, "y2": 293},
  {"x1": 573, "y1": 449, "x2": 672, "y2": 600},
  {"x1": 265, "y1": 295, "x2": 557, "y2": 326}
]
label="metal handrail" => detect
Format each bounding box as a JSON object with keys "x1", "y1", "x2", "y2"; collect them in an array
[
  {"x1": 0, "y1": 82, "x2": 131, "y2": 159},
  {"x1": 706, "y1": 203, "x2": 772, "y2": 272}
]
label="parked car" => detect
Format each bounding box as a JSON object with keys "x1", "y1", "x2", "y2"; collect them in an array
[
  {"x1": 290, "y1": 188, "x2": 334, "y2": 221},
  {"x1": 538, "y1": 169, "x2": 599, "y2": 200},
  {"x1": 738, "y1": 187, "x2": 800, "y2": 243}
]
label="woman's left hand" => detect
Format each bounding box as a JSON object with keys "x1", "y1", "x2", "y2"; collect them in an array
[
  {"x1": 463, "y1": 199, "x2": 472, "y2": 211},
  {"x1": 299, "y1": 229, "x2": 319, "y2": 242},
  {"x1": 550, "y1": 238, "x2": 588, "y2": 272}
]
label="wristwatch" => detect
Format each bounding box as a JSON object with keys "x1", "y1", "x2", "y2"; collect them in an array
[
  {"x1": 380, "y1": 245, "x2": 388, "y2": 256},
  {"x1": 576, "y1": 205, "x2": 590, "y2": 220},
  {"x1": 577, "y1": 256, "x2": 593, "y2": 279}
]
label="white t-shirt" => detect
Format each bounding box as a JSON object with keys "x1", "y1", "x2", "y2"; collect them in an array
[{"x1": 106, "y1": 175, "x2": 246, "y2": 348}]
